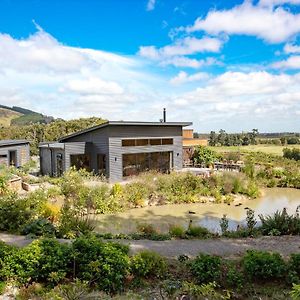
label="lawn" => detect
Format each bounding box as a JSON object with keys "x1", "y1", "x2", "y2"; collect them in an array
[{"x1": 209, "y1": 144, "x2": 300, "y2": 156}]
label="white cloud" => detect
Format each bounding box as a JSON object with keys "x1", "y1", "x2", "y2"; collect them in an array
[
  {"x1": 138, "y1": 36, "x2": 223, "y2": 68},
  {"x1": 272, "y1": 55, "x2": 300, "y2": 68},
  {"x1": 186, "y1": 1, "x2": 300, "y2": 43},
  {"x1": 259, "y1": 0, "x2": 300, "y2": 7},
  {"x1": 170, "y1": 71, "x2": 209, "y2": 85},
  {"x1": 139, "y1": 36, "x2": 222, "y2": 59},
  {"x1": 146, "y1": 0, "x2": 156, "y2": 11},
  {"x1": 284, "y1": 43, "x2": 300, "y2": 53},
  {"x1": 169, "y1": 71, "x2": 300, "y2": 131},
  {"x1": 0, "y1": 29, "x2": 164, "y2": 120}
]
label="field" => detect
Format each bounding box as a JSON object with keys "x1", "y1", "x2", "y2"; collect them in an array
[{"x1": 209, "y1": 144, "x2": 300, "y2": 156}]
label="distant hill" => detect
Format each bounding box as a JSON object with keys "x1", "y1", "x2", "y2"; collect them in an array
[{"x1": 0, "y1": 105, "x2": 54, "y2": 127}]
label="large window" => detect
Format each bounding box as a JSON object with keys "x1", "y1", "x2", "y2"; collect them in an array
[
  {"x1": 123, "y1": 152, "x2": 172, "y2": 177},
  {"x1": 70, "y1": 154, "x2": 91, "y2": 171},
  {"x1": 122, "y1": 138, "x2": 173, "y2": 147}
]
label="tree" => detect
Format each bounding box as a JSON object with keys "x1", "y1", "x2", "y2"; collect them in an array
[{"x1": 193, "y1": 146, "x2": 219, "y2": 167}]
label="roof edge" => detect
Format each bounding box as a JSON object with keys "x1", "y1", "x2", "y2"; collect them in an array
[{"x1": 59, "y1": 120, "x2": 192, "y2": 142}]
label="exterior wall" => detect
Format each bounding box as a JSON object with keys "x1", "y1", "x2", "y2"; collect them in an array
[
  {"x1": 107, "y1": 125, "x2": 183, "y2": 182},
  {"x1": 0, "y1": 143, "x2": 30, "y2": 167},
  {"x1": 183, "y1": 139, "x2": 208, "y2": 147},
  {"x1": 39, "y1": 147, "x2": 65, "y2": 176},
  {"x1": 62, "y1": 128, "x2": 109, "y2": 174},
  {"x1": 183, "y1": 129, "x2": 193, "y2": 139}
]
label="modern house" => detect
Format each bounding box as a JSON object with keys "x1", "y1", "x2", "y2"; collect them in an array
[
  {"x1": 0, "y1": 140, "x2": 30, "y2": 168},
  {"x1": 39, "y1": 120, "x2": 192, "y2": 182}
]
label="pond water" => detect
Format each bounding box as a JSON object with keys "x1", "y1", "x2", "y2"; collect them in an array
[{"x1": 94, "y1": 188, "x2": 300, "y2": 234}]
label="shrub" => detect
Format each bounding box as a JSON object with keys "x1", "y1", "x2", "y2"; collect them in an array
[
  {"x1": 130, "y1": 250, "x2": 167, "y2": 279},
  {"x1": 22, "y1": 218, "x2": 56, "y2": 237},
  {"x1": 224, "y1": 262, "x2": 244, "y2": 289},
  {"x1": 169, "y1": 225, "x2": 186, "y2": 238},
  {"x1": 288, "y1": 254, "x2": 300, "y2": 284},
  {"x1": 242, "y1": 250, "x2": 286, "y2": 281},
  {"x1": 246, "y1": 209, "x2": 257, "y2": 234},
  {"x1": 71, "y1": 236, "x2": 130, "y2": 293},
  {"x1": 259, "y1": 208, "x2": 300, "y2": 236},
  {"x1": 136, "y1": 223, "x2": 157, "y2": 236},
  {"x1": 220, "y1": 214, "x2": 229, "y2": 235},
  {"x1": 290, "y1": 283, "x2": 300, "y2": 300},
  {"x1": 190, "y1": 254, "x2": 222, "y2": 284},
  {"x1": 186, "y1": 226, "x2": 211, "y2": 238}
]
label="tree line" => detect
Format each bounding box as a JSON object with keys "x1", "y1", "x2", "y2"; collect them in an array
[
  {"x1": 0, "y1": 117, "x2": 106, "y2": 155},
  {"x1": 208, "y1": 129, "x2": 259, "y2": 146}
]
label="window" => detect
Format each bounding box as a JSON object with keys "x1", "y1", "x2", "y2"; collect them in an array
[
  {"x1": 150, "y1": 139, "x2": 161, "y2": 145},
  {"x1": 123, "y1": 152, "x2": 172, "y2": 177},
  {"x1": 122, "y1": 139, "x2": 135, "y2": 147},
  {"x1": 162, "y1": 138, "x2": 173, "y2": 145},
  {"x1": 0, "y1": 155, "x2": 7, "y2": 158},
  {"x1": 70, "y1": 154, "x2": 91, "y2": 171},
  {"x1": 136, "y1": 139, "x2": 148, "y2": 146}
]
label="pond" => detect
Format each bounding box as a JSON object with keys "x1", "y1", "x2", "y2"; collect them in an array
[{"x1": 94, "y1": 188, "x2": 300, "y2": 234}]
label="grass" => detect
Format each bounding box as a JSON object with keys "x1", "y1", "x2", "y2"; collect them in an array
[{"x1": 209, "y1": 144, "x2": 300, "y2": 156}]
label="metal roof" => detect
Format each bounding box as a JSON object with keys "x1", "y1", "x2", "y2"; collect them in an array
[
  {"x1": 59, "y1": 120, "x2": 192, "y2": 142},
  {"x1": 0, "y1": 140, "x2": 29, "y2": 147}
]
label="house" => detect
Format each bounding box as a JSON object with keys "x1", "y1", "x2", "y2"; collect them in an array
[
  {"x1": 39, "y1": 121, "x2": 192, "y2": 182},
  {"x1": 0, "y1": 140, "x2": 30, "y2": 167}
]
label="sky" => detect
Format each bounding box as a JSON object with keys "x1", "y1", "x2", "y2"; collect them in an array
[{"x1": 0, "y1": 0, "x2": 300, "y2": 132}]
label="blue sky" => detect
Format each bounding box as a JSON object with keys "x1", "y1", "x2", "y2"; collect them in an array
[{"x1": 0, "y1": 0, "x2": 300, "y2": 132}]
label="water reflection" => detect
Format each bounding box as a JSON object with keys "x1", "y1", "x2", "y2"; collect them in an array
[{"x1": 95, "y1": 188, "x2": 300, "y2": 234}]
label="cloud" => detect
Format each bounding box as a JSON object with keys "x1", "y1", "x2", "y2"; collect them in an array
[
  {"x1": 146, "y1": 0, "x2": 156, "y2": 11},
  {"x1": 258, "y1": 0, "x2": 300, "y2": 7},
  {"x1": 170, "y1": 71, "x2": 300, "y2": 131},
  {"x1": 0, "y1": 29, "x2": 164, "y2": 120},
  {"x1": 139, "y1": 36, "x2": 222, "y2": 59},
  {"x1": 284, "y1": 43, "x2": 300, "y2": 53},
  {"x1": 138, "y1": 36, "x2": 223, "y2": 68},
  {"x1": 272, "y1": 55, "x2": 300, "y2": 68},
  {"x1": 170, "y1": 71, "x2": 209, "y2": 85},
  {"x1": 186, "y1": 1, "x2": 300, "y2": 43}
]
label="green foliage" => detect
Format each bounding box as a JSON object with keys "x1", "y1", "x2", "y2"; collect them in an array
[
  {"x1": 242, "y1": 250, "x2": 286, "y2": 281},
  {"x1": 71, "y1": 236, "x2": 130, "y2": 293},
  {"x1": 224, "y1": 262, "x2": 244, "y2": 289},
  {"x1": 290, "y1": 283, "x2": 300, "y2": 300},
  {"x1": 193, "y1": 146, "x2": 219, "y2": 167},
  {"x1": 169, "y1": 225, "x2": 186, "y2": 238},
  {"x1": 22, "y1": 218, "x2": 56, "y2": 237},
  {"x1": 186, "y1": 225, "x2": 211, "y2": 238},
  {"x1": 288, "y1": 254, "x2": 300, "y2": 284},
  {"x1": 190, "y1": 254, "x2": 222, "y2": 284},
  {"x1": 130, "y1": 250, "x2": 167, "y2": 279},
  {"x1": 179, "y1": 281, "x2": 231, "y2": 300},
  {"x1": 259, "y1": 208, "x2": 300, "y2": 236},
  {"x1": 283, "y1": 148, "x2": 300, "y2": 161},
  {"x1": 246, "y1": 208, "x2": 257, "y2": 234},
  {"x1": 220, "y1": 214, "x2": 229, "y2": 235}
]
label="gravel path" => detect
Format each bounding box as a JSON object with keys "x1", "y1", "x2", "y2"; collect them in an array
[{"x1": 1, "y1": 233, "x2": 299, "y2": 258}]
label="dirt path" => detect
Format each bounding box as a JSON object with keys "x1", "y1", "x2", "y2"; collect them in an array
[{"x1": 1, "y1": 233, "x2": 299, "y2": 258}]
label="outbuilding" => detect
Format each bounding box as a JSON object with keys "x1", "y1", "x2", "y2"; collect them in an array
[
  {"x1": 0, "y1": 140, "x2": 30, "y2": 168},
  {"x1": 39, "y1": 121, "x2": 192, "y2": 182}
]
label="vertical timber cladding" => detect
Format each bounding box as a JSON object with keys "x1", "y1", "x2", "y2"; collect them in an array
[{"x1": 108, "y1": 125, "x2": 183, "y2": 182}]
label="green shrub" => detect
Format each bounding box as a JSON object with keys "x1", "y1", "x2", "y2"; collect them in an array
[
  {"x1": 0, "y1": 239, "x2": 70, "y2": 285},
  {"x1": 220, "y1": 215, "x2": 229, "y2": 235},
  {"x1": 242, "y1": 250, "x2": 286, "y2": 281},
  {"x1": 259, "y1": 208, "x2": 300, "y2": 236},
  {"x1": 224, "y1": 262, "x2": 244, "y2": 289},
  {"x1": 288, "y1": 254, "x2": 300, "y2": 284},
  {"x1": 131, "y1": 250, "x2": 167, "y2": 279},
  {"x1": 190, "y1": 254, "x2": 222, "y2": 284},
  {"x1": 290, "y1": 283, "x2": 300, "y2": 300},
  {"x1": 71, "y1": 236, "x2": 130, "y2": 293},
  {"x1": 22, "y1": 218, "x2": 56, "y2": 237},
  {"x1": 186, "y1": 226, "x2": 211, "y2": 238},
  {"x1": 0, "y1": 281, "x2": 5, "y2": 294},
  {"x1": 169, "y1": 225, "x2": 186, "y2": 238}
]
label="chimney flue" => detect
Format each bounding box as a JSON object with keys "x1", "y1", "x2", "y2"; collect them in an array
[{"x1": 163, "y1": 108, "x2": 166, "y2": 122}]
